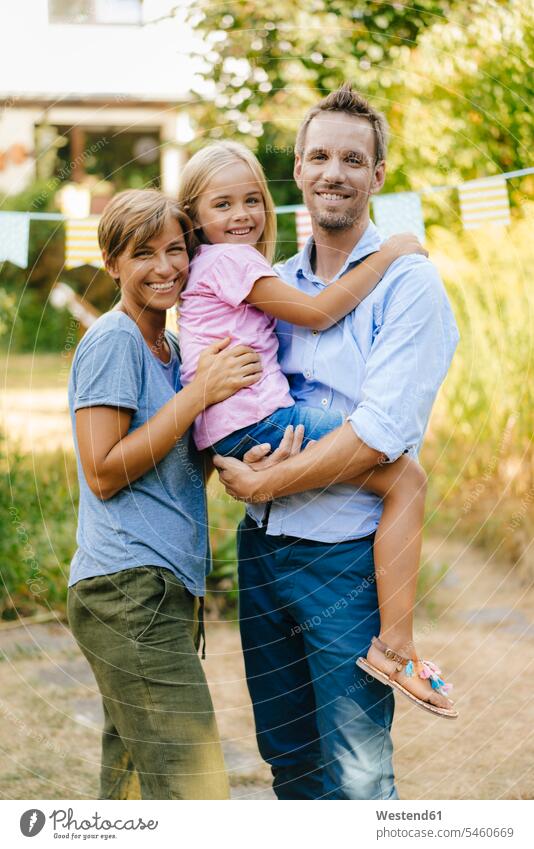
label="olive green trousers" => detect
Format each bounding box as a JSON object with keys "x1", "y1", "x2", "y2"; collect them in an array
[{"x1": 68, "y1": 566, "x2": 230, "y2": 800}]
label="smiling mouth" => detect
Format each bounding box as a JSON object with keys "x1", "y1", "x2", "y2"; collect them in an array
[
  {"x1": 145, "y1": 276, "x2": 180, "y2": 293},
  {"x1": 316, "y1": 191, "x2": 350, "y2": 201},
  {"x1": 227, "y1": 227, "x2": 254, "y2": 236}
]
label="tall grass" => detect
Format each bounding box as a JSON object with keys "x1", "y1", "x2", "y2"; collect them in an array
[{"x1": 421, "y1": 209, "x2": 534, "y2": 580}]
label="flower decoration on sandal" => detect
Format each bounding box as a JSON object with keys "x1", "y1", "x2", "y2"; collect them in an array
[
  {"x1": 404, "y1": 659, "x2": 452, "y2": 697},
  {"x1": 356, "y1": 636, "x2": 458, "y2": 718}
]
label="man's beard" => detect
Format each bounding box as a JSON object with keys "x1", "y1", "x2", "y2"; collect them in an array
[
  {"x1": 311, "y1": 193, "x2": 369, "y2": 232},
  {"x1": 315, "y1": 209, "x2": 358, "y2": 231}
]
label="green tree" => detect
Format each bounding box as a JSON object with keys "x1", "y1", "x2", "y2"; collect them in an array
[
  {"x1": 187, "y1": 0, "x2": 465, "y2": 132},
  {"x1": 184, "y1": 0, "x2": 532, "y2": 197},
  {"x1": 387, "y1": 0, "x2": 534, "y2": 189},
  {"x1": 0, "y1": 288, "x2": 15, "y2": 338}
]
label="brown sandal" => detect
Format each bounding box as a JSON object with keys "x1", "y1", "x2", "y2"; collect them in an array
[{"x1": 356, "y1": 637, "x2": 459, "y2": 719}]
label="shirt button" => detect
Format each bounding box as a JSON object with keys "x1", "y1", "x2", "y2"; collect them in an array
[
  {"x1": 321, "y1": 398, "x2": 328, "y2": 407},
  {"x1": 304, "y1": 369, "x2": 312, "y2": 378},
  {"x1": 312, "y1": 329, "x2": 319, "y2": 336}
]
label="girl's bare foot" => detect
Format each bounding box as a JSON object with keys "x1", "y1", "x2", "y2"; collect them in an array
[{"x1": 366, "y1": 636, "x2": 454, "y2": 711}]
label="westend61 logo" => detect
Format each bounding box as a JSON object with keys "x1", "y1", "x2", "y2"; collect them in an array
[
  {"x1": 20, "y1": 810, "x2": 46, "y2": 837},
  {"x1": 20, "y1": 807, "x2": 158, "y2": 838}
]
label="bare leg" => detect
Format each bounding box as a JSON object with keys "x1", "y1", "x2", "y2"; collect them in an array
[{"x1": 347, "y1": 456, "x2": 453, "y2": 709}]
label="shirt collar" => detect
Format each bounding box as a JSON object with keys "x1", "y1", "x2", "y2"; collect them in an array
[{"x1": 296, "y1": 220, "x2": 383, "y2": 283}]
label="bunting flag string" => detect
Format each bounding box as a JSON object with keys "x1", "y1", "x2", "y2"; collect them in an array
[
  {"x1": 0, "y1": 164, "x2": 531, "y2": 269},
  {"x1": 371, "y1": 191, "x2": 426, "y2": 242}
]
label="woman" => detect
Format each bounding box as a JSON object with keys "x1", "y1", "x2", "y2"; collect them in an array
[{"x1": 67, "y1": 188, "x2": 263, "y2": 800}]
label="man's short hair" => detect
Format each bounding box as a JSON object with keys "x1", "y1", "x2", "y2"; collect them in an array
[{"x1": 295, "y1": 82, "x2": 389, "y2": 164}]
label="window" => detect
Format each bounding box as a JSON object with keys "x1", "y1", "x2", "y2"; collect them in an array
[
  {"x1": 52, "y1": 126, "x2": 161, "y2": 195},
  {"x1": 48, "y1": 0, "x2": 142, "y2": 25}
]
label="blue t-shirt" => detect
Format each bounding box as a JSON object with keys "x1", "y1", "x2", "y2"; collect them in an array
[
  {"x1": 68, "y1": 310, "x2": 210, "y2": 595},
  {"x1": 156, "y1": 343, "x2": 181, "y2": 389}
]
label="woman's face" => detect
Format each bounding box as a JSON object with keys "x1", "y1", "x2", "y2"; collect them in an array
[
  {"x1": 195, "y1": 160, "x2": 266, "y2": 247},
  {"x1": 106, "y1": 216, "x2": 189, "y2": 314}
]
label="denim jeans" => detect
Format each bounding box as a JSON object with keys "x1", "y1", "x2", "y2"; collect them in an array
[
  {"x1": 237, "y1": 515, "x2": 398, "y2": 800},
  {"x1": 68, "y1": 566, "x2": 230, "y2": 800},
  {"x1": 213, "y1": 403, "x2": 344, "y2": 460}
]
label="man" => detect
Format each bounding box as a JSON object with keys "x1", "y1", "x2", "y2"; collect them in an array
[{"x1": 214, "y1": 83, "x2": 459, "y2": 800}]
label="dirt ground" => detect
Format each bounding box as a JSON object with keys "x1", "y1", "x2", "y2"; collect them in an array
[
  {"x1": 1, "y1": 357, "x2": 532, "y2": 798},
  {"x1": 0, "y1": 534, "x2": 532, "y2": 801}
]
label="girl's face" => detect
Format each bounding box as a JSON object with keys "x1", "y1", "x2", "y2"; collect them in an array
[
  {"x1": 106, "y1": 216, "x2": 189, "y2": 315},
  {"x1": 194, "y1": 160, "x2": 266, "y2": 247}
]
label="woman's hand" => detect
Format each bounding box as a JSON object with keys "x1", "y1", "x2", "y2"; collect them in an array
[
  {"x1": 381, "y1": 232, "x2": 428, "y2": 262},
  {"x1": 193, "y1": 337, "x2": 262, "y2": 407}
]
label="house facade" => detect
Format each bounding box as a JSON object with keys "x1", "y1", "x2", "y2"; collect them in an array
[{"x1": 0, "y1": 0, "x2": 201, "y2": 205}]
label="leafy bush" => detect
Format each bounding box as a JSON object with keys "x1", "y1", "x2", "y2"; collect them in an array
[
  {"x1": 1, "y1": 183, "x2": 115, "y2": 355},
  {"x1": 0, "y1": 434, "x2": 246, "y2": 619},
  {"x1": 0, "y1": 439, "x2": 78, "y2": 618}
]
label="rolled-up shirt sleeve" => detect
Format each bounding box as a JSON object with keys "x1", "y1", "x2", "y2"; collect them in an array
[{"x1": 348, "y1": 256, "x2": 459, "y2": 462}]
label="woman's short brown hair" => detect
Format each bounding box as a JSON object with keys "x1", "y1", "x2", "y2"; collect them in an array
[{"x1": 98, "y1": 189, "x2": 197, "y2": 264}]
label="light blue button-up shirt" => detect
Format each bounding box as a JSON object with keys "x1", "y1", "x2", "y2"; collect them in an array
[{"x1": 248, "y1": 220, "x2": 459, "y2": 542}]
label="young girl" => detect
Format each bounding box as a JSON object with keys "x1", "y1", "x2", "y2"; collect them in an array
[{"x1": 177, "y1": 141, "x2": 456, "y2": 718}]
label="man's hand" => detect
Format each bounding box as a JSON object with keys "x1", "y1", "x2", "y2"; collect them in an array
[
  {"x1": 212, "y1": 455, "x2": 271, "y2": 502},
  {"x1": 242, "y1": 423, "x2": 305, "y2": 469},
  {"x1": 213, "y1": 424, "x2": 305, "y2": 500}
]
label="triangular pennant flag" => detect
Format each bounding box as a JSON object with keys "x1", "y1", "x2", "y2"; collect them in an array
[
  {"x1": 296, "y1": 207, "x2": 313, "y2": 250},
  {"x1": 0, "y1": 211, "x2": 30, "y2": 268},
  {"x1": 458, "y1": 176, "x2": 511, "y2": 230},
  {"x1": 65, "y1": 217, "x2": 103, "y2": 269},
  {"x1": 372, "y1": 192, "x2": 426, "y2": 242}
]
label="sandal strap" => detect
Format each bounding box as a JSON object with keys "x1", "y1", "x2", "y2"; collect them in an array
[
  {"x1": 371, "y1": 638, "x2": 453, "y2": 698},
  {"x1": 371, "y1": 636, "x2": 412, "y2": 667}
]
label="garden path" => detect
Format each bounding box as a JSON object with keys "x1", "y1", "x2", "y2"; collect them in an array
[{"x1": 0, "y1": 535, "x2": 532, "y2": 799}]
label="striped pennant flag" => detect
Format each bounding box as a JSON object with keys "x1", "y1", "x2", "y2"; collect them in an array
[
  {"x1": 65, "y1": 217, "x2": 103, "y2": 269},
  {"x1": 372, "y1": 192, "x2": 426, "y2": 242},
  {"x1": 296, "y1": 206, "x2": 313, "y2": 250},
  {"x1": 458, "y1": 176, "x2": 511, "y2": 230}
]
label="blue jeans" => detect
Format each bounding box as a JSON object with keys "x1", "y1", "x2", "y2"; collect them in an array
[
  {"x1": 237, "y1": 515, "x2": 397, "y2": 800},
  {"x1": 212, "y1": 404, "x2": 344, "y2": 460}
]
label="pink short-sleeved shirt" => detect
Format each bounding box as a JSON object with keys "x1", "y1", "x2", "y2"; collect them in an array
[{"x1": 178, "y1": 243, "x2": 294, "y2": 450}]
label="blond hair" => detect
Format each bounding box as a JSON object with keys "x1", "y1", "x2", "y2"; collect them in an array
[
  {"x1": 98, "y1": 189, "x2": 197, "y2": 267},
  {"x1": 295, "y1": 82, "x2": 389, "y2": 164},
  {"x1": 178, "y1": 141, "x2": 277, "y2": 264}
]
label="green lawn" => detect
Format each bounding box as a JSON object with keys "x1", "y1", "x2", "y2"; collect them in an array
[{"x1": 1, "y1": 353, "x2": 70, "y2": 389}]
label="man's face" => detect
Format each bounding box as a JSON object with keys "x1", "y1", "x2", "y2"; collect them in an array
[{"x1": 294, "y1": 112, "x2": 385, "y2": 232}]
